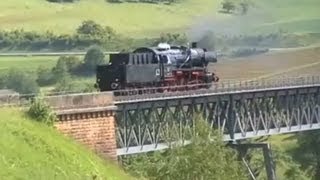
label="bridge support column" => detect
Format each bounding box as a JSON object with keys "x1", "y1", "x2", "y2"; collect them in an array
[
  {"x1": 229, "y1": 143, "x2": 277, "y2": 180},
  {"x1": 54, "y1": 106, "x2": 118, "y2": 161}
]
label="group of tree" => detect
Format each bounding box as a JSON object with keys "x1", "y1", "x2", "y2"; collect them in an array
[
  {"x1": 221, "y1": 0, "x2": 253, "y2": 15},
  {"x1": 0, "y1": 20, "x2": 116, "y2": 51},
  {"x1": 0, "y1": 45, "x2": 105, "y2": 95},
  {"x1": 0, "y1": 20, "x2": 187, "y2": 52}
]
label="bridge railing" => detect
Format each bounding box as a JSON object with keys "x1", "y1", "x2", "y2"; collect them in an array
[
  {"x1": 1, "y1": 75, "x2": 320, "y2": 106},
  {"x1": 113, "y1": 75, "x2": 320, "y2": 102},
  {"x1": 0, "y1": 91, "x2": 114, "y2": 109}
]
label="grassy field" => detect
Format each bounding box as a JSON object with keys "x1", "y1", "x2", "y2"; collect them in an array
[
  {"x1": 187, "y1": 0, "x2": 320, "y2": 37},
  {"x1": 211, "y1": 46, "x2": 320, "y2": 81},
  {"x1": 0, "y1": 56, "x2": 58, "y2": 73},
  {"x1": 253, "y1": 0, "x2": 320, "y2": 34},
  {"x1": 0, "y1": 0, "x2": 319, "y2": 38},
  {"x1": 0, "y1": 0, "x2": 220, "y2": 37},
  {"x1": 0, "y1": 107, "x2": 134, "y2": 180}
]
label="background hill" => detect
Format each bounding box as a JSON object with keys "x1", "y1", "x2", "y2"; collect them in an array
[
  {"x1": 0, "y1": 108, "x2": 134, "y2": 180},
  {"x1": 1, "y1": 0, "x2": 319, "y2": 38},
  {"x1": 0, "y1": 0, "x2": 219, "y2": 37}
]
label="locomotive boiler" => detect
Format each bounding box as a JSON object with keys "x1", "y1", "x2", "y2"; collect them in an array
[{"x1": 95, "y1": 42, "x2": 219, "y2": 94}]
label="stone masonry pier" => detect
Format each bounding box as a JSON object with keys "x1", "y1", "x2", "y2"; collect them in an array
[{"x1": 45, "y1": 92, "x2": 119, "y2": 161}]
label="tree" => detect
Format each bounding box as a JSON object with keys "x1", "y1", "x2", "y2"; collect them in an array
[
  {"x1": 57, "y1": 55, "x2": 83, "y2": 73},
  {"x1": 83, "y1": 45, "x2": 105, "y2": 72},
  {"x1": 36, "y1": 66, "x2": 55, "y2": 86},
  {"x1": 293, "y1": 130, "x2": 320, "y2": 179},
  {"x1": 53, "y1": 75, "x2": 73, "y2": 93},
  {"x1": 76, "y1": 20, "x2": 115, "y2": 39},
  {"x1": 123, "y1": 116, "x2": 247, "y2": 179},
  {"x1": 52, "y1": 57, "x2": 70, "y2": 83},
  {"x1": 6, "y1": 68, "x2": 39, "y2": 94},
  {"x1": 221, "y1": 0, "x2": 235, "y2": 13}
]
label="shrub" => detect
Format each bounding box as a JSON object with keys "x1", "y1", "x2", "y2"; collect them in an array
[
  {"x1": 36, "y1": 66, "x2": 55, "y2": 86},
  {"x1": 83, "y1": 45, "x2": 106, "y2": 73},
  {"x1": 6, "y1": 68, "x2": 40, "y2": 94},
  {"x1": 27, "y1": 95, "x2": 56, "y2": 126}
]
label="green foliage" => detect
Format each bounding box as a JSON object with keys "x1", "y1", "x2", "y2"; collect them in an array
[
  {"x1": 36, "y1": 66, "x2": 55, "y2": 86},
  {"x1": 0, "y1": 21, "x2": 118, "y2": 51},
  {"x1": 27, "y1": 95, "x2": 56, "y2": 126},
  {"x1": 52, "y1": 57, "x2": 70, "y2": 83},
  {"x1": 58, "y1": 56, "x2": 83, "y2": 73},
  {"x1": 293, "y1": 130, "x2": 320, "y2": 179},
  {"x1": 221, "y1": 0, "x2": 235, "y2": 13},
  {"x1": 84, "y1": 45, "x2": 106, "y2": 72},
  {"x1": 5, "y1": 68, "x2": 40, "y2": 94},
  {"x1": 221, "y1": 0, "x2": 253, "y2": 15},
  {"x1": 155, "y1": 33, "x2": 188, "y2": 45},
  {"x1": 123, "y1": 116, "x2": 247, "y2": 179},
  {"x1": 77, "y1": 20, "x2": 115, "y2": 39}
]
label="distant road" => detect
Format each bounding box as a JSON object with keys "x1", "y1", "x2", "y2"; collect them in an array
[{"x1": 0, "y1": 51, "x2": 119, "y2": 57}]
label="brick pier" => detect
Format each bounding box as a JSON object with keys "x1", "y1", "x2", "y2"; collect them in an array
[{"x1": 46, "y1": 92, "x2": 118, "y2": 161}]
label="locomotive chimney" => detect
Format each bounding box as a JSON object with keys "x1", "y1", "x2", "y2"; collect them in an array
[{"x1": 191, "y1": 42, "x2": 197, "y2": 48}]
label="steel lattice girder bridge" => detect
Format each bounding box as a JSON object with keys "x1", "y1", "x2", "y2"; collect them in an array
[{"x1": 114, "y1": 78, "x2": 320, "y2": 156}]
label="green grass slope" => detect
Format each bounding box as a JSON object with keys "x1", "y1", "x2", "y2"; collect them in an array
[
  {"x1": 0, "y1": 0, "x2": 219, "y2": 37},
  {"x1": 0, "y1": 108, "x2": 134, "y2": 180}
]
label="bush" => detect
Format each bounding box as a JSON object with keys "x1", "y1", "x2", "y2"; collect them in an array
[
  {"x1": 6, "y1": 68, "x2": 40, "y2": 94},
  {"x1": 83, "y1": 45, "x2": 106, "y2": 73},
  {"x1": 36, "y1": 66, "x2": 55, "y2": 86},
  {"x1": 27, "y1": 95, "x2": 56, "y2": 126}
]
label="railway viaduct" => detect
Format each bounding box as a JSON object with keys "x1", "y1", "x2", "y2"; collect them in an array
[{"x1": 40, "y1": 75, "x2": 320, "y2": 179}]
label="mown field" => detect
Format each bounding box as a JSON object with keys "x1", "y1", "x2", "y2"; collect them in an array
[{"x1": 0, "y1": 108, "x2": 134, "y2": 180}]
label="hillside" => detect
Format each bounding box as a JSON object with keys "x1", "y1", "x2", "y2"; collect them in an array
[
  {"x1": 0, "y1": 108, "x2": 134, "y2": 180},
  {"x1": 187, "y1": 0, "x2": 320, "y2": 38},
  {"x1": 0, "y1": 0, "x2": 219, "y2": 37}
]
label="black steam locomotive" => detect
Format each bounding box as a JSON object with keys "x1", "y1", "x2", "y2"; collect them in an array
[{"x1": 95, "y1": 42, "x2": 219, "y2": 94}]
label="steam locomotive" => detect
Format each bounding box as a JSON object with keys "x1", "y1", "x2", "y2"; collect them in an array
[{"x1": 95, "y1": 42, "x2": 219, "y2": 94}]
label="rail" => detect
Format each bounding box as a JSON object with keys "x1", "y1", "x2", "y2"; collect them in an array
[{"x1": 1, "y1": 75, "x2": 320, "y2": 107}]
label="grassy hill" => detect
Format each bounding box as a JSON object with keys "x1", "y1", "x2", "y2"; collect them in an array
[
  {"x1": 0, "y1": 0, "x2": 219, "y2": 37},
  {"x1": 0, "y1": 0, "x2": 319, "y2": 38},
  {"x1": 186, "y1": 0, "x2": 320, "y2": 38},
  {"x1": 0, "y1": 107, "x2": 134, "y2": 180}
]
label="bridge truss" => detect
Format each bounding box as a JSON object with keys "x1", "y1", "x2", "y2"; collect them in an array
[{"x1": 115, "y1": 84, "x2": 320, "y2": 156}]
